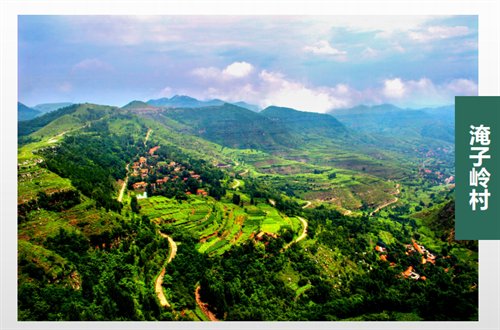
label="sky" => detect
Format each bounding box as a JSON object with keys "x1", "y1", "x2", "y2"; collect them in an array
[{"x1": 19, "y1": 15, "x2": 478, "y2": 112}]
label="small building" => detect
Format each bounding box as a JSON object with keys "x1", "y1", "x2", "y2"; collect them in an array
[
  {"x1": 132, "y1": 181, "x2": 148, "y2": 190},
  {"x1": 156, "y1": 177, "x2": 168, "y2": 185},
  {"x1": 136, "y1": 191, "x2": 148, "y2": 199},
  {"x1": 196, "y1": 189, "x2": 208, "y2": 196},
  {"x1": 402, "y1": 266, "x2": 420, "y2": 280},
  {"x1": 149, "y1": 146, "x2": 160, "y2": 156}
]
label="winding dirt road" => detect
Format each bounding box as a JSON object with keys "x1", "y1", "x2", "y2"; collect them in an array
[
  {"x1": 195, "y1": 286, "x2": 218, "y2": 321},
  {"x1": 144, "y1": 128, "x2": 152, "y2": 146},
  {"x1": 155, "y1": 232, "x2": 177, "y2": 308},
  {"x1": 284, "y1": 216, "x2": 308, "y2": 249},
  {"x1": 369, "y1": 184, "x2": 400, "y2": 216},
  {"x1": 295, "y1": 217, "x2": 308, "y2": 243},
  {"x1": 117, "y1": 163, "x2": 129, "y2": 203},
  {"x1": 302, "y1": 201, "x2": 312, "y2": 209}
]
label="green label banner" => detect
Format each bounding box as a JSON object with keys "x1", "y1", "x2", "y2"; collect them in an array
[{"x1": 456, "y1": 96, "x2": 500, "y2": 240}]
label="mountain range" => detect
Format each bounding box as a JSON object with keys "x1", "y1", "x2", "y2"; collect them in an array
[{"x1": 18, "y1": 102, "x2": 74, "y2": 122}]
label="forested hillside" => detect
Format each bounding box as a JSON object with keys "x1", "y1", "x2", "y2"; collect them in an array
[{"x1": 17, "y1": 101, "x2": 477, "y2": 321}]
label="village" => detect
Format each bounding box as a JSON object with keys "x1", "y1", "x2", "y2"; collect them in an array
[
  {"x1": 374, "y1": 239, "x2": 439, "y2": 281},
  {"x1": 127, "y1": 145, "x2": 208, "y2": 199}
]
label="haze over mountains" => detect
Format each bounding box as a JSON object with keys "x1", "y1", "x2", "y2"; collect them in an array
[{"x1": 18, "y1": 102, "x2": 74, "y2": 121}]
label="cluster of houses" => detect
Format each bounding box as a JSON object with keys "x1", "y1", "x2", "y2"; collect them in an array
[
  {"x1": 406, "y1": 239, "x2": 436, "y2": 265},
  {"x1": 419, "y1": 166, "x2": 454, "y2": 186},
  {"x1": 373, "y1": 240, "x2": 436, "y2": 281},
  {"x1": 129, "y1": 145, "x2": 206, "y2": 198},
  {"x1": 400, "y1": 239, "x2": 437, "y2": 280}
]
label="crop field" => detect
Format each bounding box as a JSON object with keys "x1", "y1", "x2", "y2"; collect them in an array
[
  {"x1": 18, "y1": 143, "x2": 74, "y2": 204},
  {"x1": 139, "y1": 195, "x2": 301, "y2": 256},
  {"x1": 259, "y1": 169, "x2": 396, "y2": 212},
  {"x1": 18, "y1": 198, "x2": 123, "y2": 244}
]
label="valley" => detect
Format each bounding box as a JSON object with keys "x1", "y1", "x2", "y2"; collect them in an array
[{"x1": 16, "y1": 100, "x2": 477, "y2": 321}]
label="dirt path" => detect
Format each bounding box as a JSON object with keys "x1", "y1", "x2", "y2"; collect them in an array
[
  {"x1": 284, "y1": 216, "x2": 308, "y2": 249},
  {"x1": 232, "y1": 179, "x2": 241, "y2": 189},
  {"x1": 295, "y1": 217, "x2": 308, "y2": 243},
  {"x1": 239, "y1": 169, "x2": 249, "y2": 176},
  {"x1": 155, "y1": 232, "x2": 177, "y2": 308},
  {"x1": 117, "y1": 163, "x2": 129, "y2": 202},
  {"x1": 302, "y1": 201, "x2": 312, "y2": 209},
  {"x1": 144, "y1": 128, "x2": 152, "y2": 146},
  {"x1": 195, "y1": 286, "x2": 218, "y2": 321},
  {"x1": 370, "y1": 184, "x2": 400, "y2": 216},
  {"x1": 47, "y1": 131, "x2": 68, "y2": 143}
]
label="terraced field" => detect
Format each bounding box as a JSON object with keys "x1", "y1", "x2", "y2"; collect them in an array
[{"x1": 139, "y1": 195, "x2": 301, "y2": 256}]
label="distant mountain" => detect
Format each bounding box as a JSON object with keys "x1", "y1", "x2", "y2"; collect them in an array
[
  {"x1": 261, "y1": 106, "x2": 347, "y2": 137},
  {"x1": 232, "y1": 101, "x2": 260, "y2": 112},
  {"x1": 18, "y1": 102, "x2": 41, "y2": 121},
  {"x1": 329, "y1": 103, "x2": 402, "y2": 116},
  {"x1": 147, "y1": 95, "x2": 225, "y2": 108},
  {"x1": 122, "y1": 100, "x2": 160, "y2": 112},
  {"x1": 158, "y1": 103, "x2": 298, "y2": 150},
  {"x1": 330, "y1": 104, "x2": 455, "y2": 143},
  {"x1": 33, "y1": 102, "x2": 73, "y2": 113}
]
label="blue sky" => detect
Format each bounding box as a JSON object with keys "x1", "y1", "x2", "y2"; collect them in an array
[{"x1": 19, "y1": 15, "x2": 477, "y2": 112}]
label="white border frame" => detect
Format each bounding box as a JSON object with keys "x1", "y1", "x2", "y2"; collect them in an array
[{"x1": 1, "y1": 1, "x2": 499, "y2": 329}]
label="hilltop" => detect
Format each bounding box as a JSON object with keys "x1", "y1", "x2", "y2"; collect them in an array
[{"x1": 18, "y1": 102, "x2": 41, "y2": 121}]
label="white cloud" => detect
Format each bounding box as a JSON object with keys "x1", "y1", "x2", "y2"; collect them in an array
[
  {"x1": 379, "y1": 77, "x2": 477, "y2": 107},
  {"x1": 192, "y1": 61, "x2": 254, "y2": 80},
  {"x1": 222, "y1": 61, "x2": 253, "y2": 78},
  {"x1": 158, "y1": 86, "x2": 174, "y2": 97},
  {"x1": 383, "y1": 78, "x2": 406, "y2": 99},
  {"x1": 190, "y1": 60, "x2": 477, "y2": 112},
  {"x1": 258, "y1": 70, "x2": 349, "y2": 112},
  {"x1": 445, "y1": 78, "x2": 478, "y2": 95},
  {"x1": 304, "y1": 40, "x2": 347, "y2": 58},
  {"x1": 409, "y1": 25, "x2": 470, "y2": 42},
  {"x1": 191, "y1": 66, "x2": 220, "y2": 79},
  {"x1": 392, "y1": 43, "x2": 406, "y2": 53}
]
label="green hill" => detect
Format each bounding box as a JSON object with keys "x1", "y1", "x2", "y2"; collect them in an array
[
  {"x1": 330, "y1": 104, "x2": 454, "y2": 143},
  {"x1": 147, "y1": 95, "x2": 224, "y2": 108},
  {"x1": 159, "y1": 103, "x2": 299, "y2": 150},
  {"x1": 19, "y1": 103, "x2": 117, "y2": 140},
  {"x1": 18, "y1": 102, "x2": 41, "y2": 121},
  {"x1": 121, "y1": 100, "x2": 159, "y2": 111},
  {"x1": 261, "y1": 105, "x2": 347, "y2": 137}
]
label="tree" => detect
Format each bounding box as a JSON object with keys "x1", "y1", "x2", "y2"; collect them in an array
[
  {"x1": 130, "y1": 196, "x2": 140, "y2": 213},
  {"x1": 232, "y1": 193, "x2": 241, "y2": 205}
]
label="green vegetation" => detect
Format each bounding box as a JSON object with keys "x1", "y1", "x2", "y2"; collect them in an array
[{"x1": 17, "y1": 101, "x2": 477, "y2": 321}]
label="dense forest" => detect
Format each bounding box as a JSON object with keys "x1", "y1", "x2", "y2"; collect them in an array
[{"x1": 17, "y1": 103, "x2": 478, "y2": 321}]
